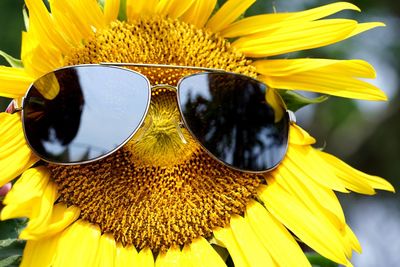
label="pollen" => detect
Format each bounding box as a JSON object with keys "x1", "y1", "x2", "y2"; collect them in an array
[
  {"x1": 50, "y1": 149, "x2": 262, "y2": 253},
  {"x1": 64, "y1": 17, "x2": 257, "y2": 83},
  {"x1": 52, "y1": 17, "x2": 262, "y2": 253}
]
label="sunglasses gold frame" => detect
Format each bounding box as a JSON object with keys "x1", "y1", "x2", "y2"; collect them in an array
[{"x1": 8, "y1": 63, "x2": 296, "y2": 173}]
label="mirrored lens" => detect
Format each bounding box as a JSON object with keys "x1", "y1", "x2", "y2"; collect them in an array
[
  {"x1": 23, "y1": 65, "x2": 150, "y2": 164},
  {"x1": 178, "y1": 72, "x2": 289, "y2": 172}
]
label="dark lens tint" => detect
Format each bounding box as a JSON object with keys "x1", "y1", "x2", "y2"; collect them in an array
[
  {"x1": 23, "y1": 66, "x2": 150, "y2": 164},
  {"x1": 178, "y1": 72, "x2": 289, "y2": 172}
]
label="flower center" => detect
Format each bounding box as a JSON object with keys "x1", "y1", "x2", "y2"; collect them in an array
[{"x1": 51, "y1": 17, "x2": 262, "y2": 253}]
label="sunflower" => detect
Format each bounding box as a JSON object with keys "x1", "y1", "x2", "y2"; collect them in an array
[{"x1": 0, "y1": 0, "x2": 395, "y2": 266}]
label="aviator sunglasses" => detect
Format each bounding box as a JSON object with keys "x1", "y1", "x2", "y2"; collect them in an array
[{"x1": 8, "y1": 63, "x2": 296, "y2": 173}]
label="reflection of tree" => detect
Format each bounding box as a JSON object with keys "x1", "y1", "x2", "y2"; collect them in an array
[
  {"x1": 182, "y1": 73, "x2": 288, "y2": 170},
  {"x1": 24, "y1": 68, "x2": 85, "y2": 162}
]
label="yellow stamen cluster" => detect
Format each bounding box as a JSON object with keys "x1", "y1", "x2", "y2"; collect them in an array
[
  {"x1": 65, "y1": 17, "x2": 257, "y2": 80},
  {"x1": 50, "y1": 148, "x2": 262, "y2": 252},
  {"x1": 52, "y1": 17, "x2": 262, "y2": 253}
]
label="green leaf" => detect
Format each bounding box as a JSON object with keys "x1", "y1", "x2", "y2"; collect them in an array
[
  {"x1": 0, "y1": 239, "x2": 25, "y2": 260},
  {"x1": 0, "y1": 219, "x2": 26, "y2": 240},
  {"x1": 279, "y1": 90, "x2": 329, "y2": 112},
  {"x1": 0, "y1": 51, "x2": 23, "y2": 68},
  {"x1": 0, "y1": 220, "x2": 27, "y2": 267},
  {"x1": 306, "y1": 253, "x2": 339, "y2": 267},
  {"x1": 0, "y1": 255, "x2": 21, "y2": 267}
]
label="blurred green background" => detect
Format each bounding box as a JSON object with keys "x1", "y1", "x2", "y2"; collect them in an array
[{"x1": 0, "y1": 0, "x2": 399, "y2": 266}]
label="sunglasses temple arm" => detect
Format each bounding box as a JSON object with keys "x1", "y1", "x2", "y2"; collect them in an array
[{"x1": 5, "y1": 99, "x2": 23, "y2": 114}]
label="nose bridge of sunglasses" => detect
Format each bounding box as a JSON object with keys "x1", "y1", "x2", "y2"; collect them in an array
[{"x1": 142, "y1": 84, "x2": 187, "y2": 145}]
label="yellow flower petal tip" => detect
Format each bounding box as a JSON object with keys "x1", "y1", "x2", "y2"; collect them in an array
[
  {"x1": 317, "y1": 150, "x2": 395, "y2": 193},
  {"x1": 326, "y1": 2, "x2": 361, "y2": 12},
  {"x1": 289, "y1": 124, "x2": 316, "y2": 145}
]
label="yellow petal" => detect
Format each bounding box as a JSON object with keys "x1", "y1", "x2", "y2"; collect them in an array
[
  {"x1": 271, "y1": 166, "x2": 346, "y2": 228},
  {"x1": 349, "y1": 22, "x2": 385, "y2": 38},
  {"x1": 220, "y1": 13, "x2": 292, "y2": 38},
  {"x1": 126, "y1": 0, "x2": 158, "y2": 21},
  {"x1": 104, "y1": 0, "x2": 120, "y2": 24},
  {"x1": 184, "y1": 237, "x2": 226, "y2": 267},
  {"x1": 1, "y1": 167, "x2": 51, "y2": 220},
  {"x1": 25, "y1": 0, "x2": 70, "y2": 54},
  {"x1": 19, "y1": 181, "x2": 58, "y2": 237},
  {"x1": 213, "y1": 226, "x2": 249, "y2": 267},
  {"x1": 0, "y1": 116, "x2": 25, "y2": 155},
  {"x1": 69, "y1": 0, "x2": 106, "y2": 30},
  {"x1": 229, "y1": 214, "x2": 276, "y2": 267},
  {"x1": 0, "y1": 113, "x2": 38, "y2": 186},
  {"x1": 156, "y1": 246, "x2": 185, "y2": 267},
  {"x1": 20, "y1": 203, "x2": 80, "y2": 240},
  {"x1": 20, "y1": 234, "x2": 60, "y2": 267},
  {"x1": 254, "y1": 59, "x2": 376, "y2": 78},
  {"x1": 0, "y1": 66, "x2": 33, "y2": 98},
  {"x1": 285, "y1": 144, "x2": 349, "y2": 192},
  {"x1": 49, "y1": 0, "x2": 87, "y2": 45},
  {"x1": 221, "y1": 2, "x2": 360, "y2": 37},
  {"x1": 265, "y1": 174, "x2": 353, "y2": 260},
  {"x1": 258, "y1": 183, "x2": 349, "y2": 265},
  {"x1": 115, "y1": 244, "x2": 138, "y2": 266},
  {"x1": 156, "y1": 0, "x2": 196, "y2": 19},
  {"x1": 53, "y1": 220, "x2": 101, "y2": 267},
  {"x1": 181, "y1": 246, "x2": 195, "y2": 267},
  {"x1": 233, "y1": 19, "x2": 357, "y2": 57},
  {"x1": 21, "y1": 31, "x2": 64, "y2": 78},
  {"x1": 258, "y1": 59, "x2": 386, "y2": 100},
  {"x1": 47, "y1": 0, "x2": 98, "y2": 41},
  {"x1": 181, "y1": 0, "x2": 217, "y2": 28},
  {"x1": 138, "y1": 248, "x2": 155, "y2": 267},
  {"x1": 0, "y1": 153, "x2": 37, "y2": 190},
  {"x1": 318, "y1": 150, "x2": 395, "y2": 193},
  {"x1": 206, "y1": 0, "x2": 255, "y2": 33},
  {"x1": 94, "y1": 234, "x2": 117, "y2": 267},
  {"x1": 284, "y1": 159, "x2": 345, "y2": 223},
  {"x1": 345, "y1": 225, "x2": 362, "y2": 254},
  {"x1": 289, "y1": 124, "x2": 316, "y2": 145},
  {"x1": 2, "y1": 167, "x2": 49, "y2": 205},
  {"x1": 245, "y1": 200, "x2": 311, "y2": 267}
]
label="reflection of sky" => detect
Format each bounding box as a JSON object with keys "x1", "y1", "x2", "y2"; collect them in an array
[
  {"x1": 62, "y1": 67, "x2": 149, "y2": 161},
  {"x1": 179, "y1": 75, "x2": 212, "y2": 104},
  {"x1": 255, "y1": 127, "x2": 285, "y2": 168}
]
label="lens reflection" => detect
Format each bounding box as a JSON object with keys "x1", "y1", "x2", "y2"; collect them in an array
[
  {"x1": 23, "y1": 66, "x2": 150, "y2": 164},
  {"x1": 178, "y1": 72, "x2": 289, "y2": 172}
]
